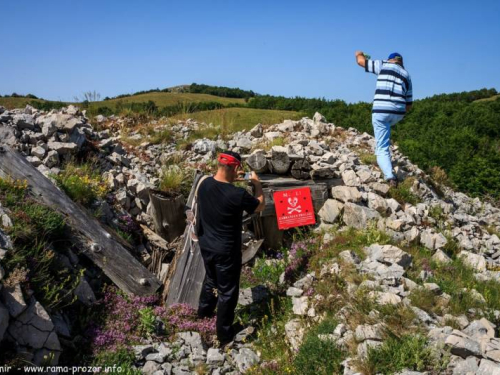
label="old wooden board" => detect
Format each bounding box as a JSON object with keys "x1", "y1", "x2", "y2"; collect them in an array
[
  {"x1": 165, "y1": 170, "x2": 205, "y2": 308},
  {"x1": 0, "y1": 145, "x2": 161, "y2": 296}
]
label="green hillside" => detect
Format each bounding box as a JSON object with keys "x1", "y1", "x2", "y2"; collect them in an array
[
  {"x1": 0, "y1": 96, "x2": 57, "y2": 109},
  {"x1": 170, "y1": 107, "x2": 302, "y2": 132},
  {"x1": 94, "y1": 92, "x2": 245, "y2": 108}
]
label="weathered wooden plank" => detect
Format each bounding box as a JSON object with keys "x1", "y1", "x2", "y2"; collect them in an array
[
  {"x1": 0, "y1": 145, "x2": 161, "y2": 296},
  {"x1": 165, "y1": 171, "x2": 205, "y2": 308},
  {"x1": 149, "y1": 190, "x2": 186, "y2": 242}
]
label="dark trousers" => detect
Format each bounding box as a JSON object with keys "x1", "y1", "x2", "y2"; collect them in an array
[{"x1": 198, "y1": 249, "x2": 241, "y2": 344}]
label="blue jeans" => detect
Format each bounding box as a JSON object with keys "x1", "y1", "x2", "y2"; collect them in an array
[{"x1": 372, "y1": 113, "x2": 404, "y2": 180}]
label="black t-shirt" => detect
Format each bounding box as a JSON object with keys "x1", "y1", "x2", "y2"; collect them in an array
[{"x1": 198, "y1": 177, "x2": 260, "y2": 254}]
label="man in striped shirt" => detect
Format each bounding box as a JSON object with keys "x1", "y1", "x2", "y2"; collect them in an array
[{"x1": 355, "y1": 51, "x2": 413, "y2": 186}]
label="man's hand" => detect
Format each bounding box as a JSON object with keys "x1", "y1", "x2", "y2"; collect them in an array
[
  {"x1": 249, "y1": 171, "x2": 260, "y2": 185},
  {"x1": 249, "y1": 172, "x2": 266, "y2": 213},
  {"x1": 355, "y1": 50, "x2": 366, "y2": 68}
]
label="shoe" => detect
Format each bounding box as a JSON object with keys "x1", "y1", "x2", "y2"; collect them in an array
[
  {"x1": 388, "y1": 178, "x2": 398, "y2": 188},
  {"x1": 219, "y1": 340, "x2": 234, "y2": 351}
]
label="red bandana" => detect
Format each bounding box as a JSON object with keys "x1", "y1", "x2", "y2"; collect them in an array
[{"x1": 218, "y1": 153, "x2": 241, "y2": 167}]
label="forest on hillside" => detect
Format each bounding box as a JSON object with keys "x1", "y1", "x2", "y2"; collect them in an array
[{"x1": 247, "y1": 88, "x2": 500, "y2": 201}]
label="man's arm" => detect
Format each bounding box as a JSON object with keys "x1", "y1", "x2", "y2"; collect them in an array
[
  {"x1": 250, "y1": 172, "x2": 265, "y2": 213},
  {"x1": 355, "y1": 50, "x2": 366, "y2": 68}
]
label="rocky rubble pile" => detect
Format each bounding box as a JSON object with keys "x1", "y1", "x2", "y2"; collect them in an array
[
  {"x1": 2, "y1": 103, "x2": 500, "y2": 373},
  {"x1": 132, "y1": 330, "x2": 259, "y2": 375},
  {"x1": 281, "y1": 240, "x2": 500, "y2": 374}
]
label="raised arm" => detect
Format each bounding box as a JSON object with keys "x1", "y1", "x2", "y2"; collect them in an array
[
  {"x1": 355, "y1": 50, "x2": 366, "y2": 68},
  {"x1": 250, "y1": 172, "x2": 265, "y2": 213}
]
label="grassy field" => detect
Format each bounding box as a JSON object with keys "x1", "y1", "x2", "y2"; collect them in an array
[
  {"x1": 474, "y1": 94, "x2": 500, "y2": 102},
  {"x1": 90, "y1": 92, "x2": 245, "y2": 109},
  {"x1": 0, "y1": 92, "x2": 245, "y2": 111},
  {"x1": 0, "y1": 97, "x2": 57, "y2": 109},
  {"x1": 170, "y1": 107, "x2": 302, "y2": 132}
]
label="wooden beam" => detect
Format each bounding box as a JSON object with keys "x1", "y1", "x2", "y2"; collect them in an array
[
  {"x1": 165, "y1": 171, "x2": 205, "y2": 308},
  {"x1": 0, "y1": 145, "x2": 161, "y2": 296}
]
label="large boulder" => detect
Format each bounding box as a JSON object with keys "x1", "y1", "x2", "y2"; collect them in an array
[
  {"x1": 13, "y1": 114, "x2": 35, "y2": 130},
  {"x1": 285, "y1": 319, "x2": 304, "y2": 351},
  {"x1": 7, "y1": 298, "x2": 61, "y2": 364},
  {"x1": 459, "y1": 251, "x2": 487, "y2": 272},
  {"x1": 343, "y1": 203, "x2": 381, "y2": 229},
  {"x1": 364, "y1": 244, "x2": 412, "y2": 269},
  {"x1": 331, "y1": 186, "x2": 362, "y2": 203},
  {"x1": 318, "y1": 199, "x2": 344, "y2": 224},
  {"x1": 0, "y1": 302, "x2": 9, "y2": 342}
]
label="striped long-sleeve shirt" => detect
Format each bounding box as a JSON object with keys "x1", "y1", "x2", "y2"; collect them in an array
[{"x1": 365, "y1": 59, "x2": 412, "y2": 115}]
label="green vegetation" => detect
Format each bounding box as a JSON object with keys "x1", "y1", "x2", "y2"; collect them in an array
[
  {"x1": 189, "y1": 83, "x2": 256, "y2": 99},
  {"x1": 360, "y1": 334, "x2": 441, "y2": 375},
  {"x1": 252, "y1": 258, "x2": 286, "y2": 287},
  {"x1": 171, "y1": 108, "x2": 302, "y2": 134},
  {"x1": 0, "y1": 178, "x2": 80, "y2": 311},
  {"x1": 388, "y1": 177, "x2": 421, "y2": 206},
  {"x1": 293, "y1": 317, "x2": 345, "y2": 375},
  {"x1": 159, "y1": 166, "x2": 186, "y2": 194},
  {"x1": 92, "y1": 347, "x2": 141, "y2": 375},
  {"x1": 138, "y1": 307, "x2": 157, "y2": 335},
  {"x1": 403, "y1": 244, "x2": 500, "y2": 318},
  {"x1": 52, "y1": 161, "x2": 109, "y2": 207}
]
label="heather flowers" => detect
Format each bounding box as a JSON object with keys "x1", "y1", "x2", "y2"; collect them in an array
[
  {"x1": 284, "y1": 238, "x2": 317, "y2": 283},
  {"x1": 87, "y1": 287, "x2": 216, "y2": 353}
]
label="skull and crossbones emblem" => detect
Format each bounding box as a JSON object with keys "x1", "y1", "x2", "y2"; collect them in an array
[{"x1": 287, "y1": 197, "x2": 302, "y2": 214}]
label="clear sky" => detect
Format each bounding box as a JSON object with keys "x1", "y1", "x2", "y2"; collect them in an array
[{"x1": 1, "y1": 0, "x2": 499, "y2": 103}]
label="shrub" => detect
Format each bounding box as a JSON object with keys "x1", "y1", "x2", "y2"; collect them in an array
[
  {"x1": 52, "y1": 162, "x2": 109, "y2": 206},
  {"x1": 253, "y1": 258, "x2": 286, "y2": 287},
  {"x1": 87, "y1": 288, "x2": 216, "y2": 352},
  {"x1": 159, "y1": 166, "x2": 185, "y2": 194},
  {"x1": 388, "y1": 177, "x2": 421, "y2": 206},
  {"x1": 293, "y1": 317, "x2": 345, "y2": 375},
  {"x1": 362, "y1": 334, "x2": 435, "y2": 374},
  {"x1": 0, "y1": 178, "x2": 79, "y2": 312},
  {"x1": 138, "y1": 307, "x2": 156, "y2": 335},
  {"x1": 93, "y1": 346, "x2": 141, "y2": 375}
]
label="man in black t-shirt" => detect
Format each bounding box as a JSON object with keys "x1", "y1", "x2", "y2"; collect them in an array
[{"x1": 197, "y1": 151, "x2": 265, "y2": 347}]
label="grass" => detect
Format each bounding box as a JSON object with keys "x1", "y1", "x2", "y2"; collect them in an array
[
  {"x1": 0, "y1": 96, "x2": 50, "y2": 109},
  {"x1": 308, "y1": 226, "x2": 391, "y2": 276},
  {"x1": 52, "y1": 161, "x2": 109, "y2": 207},
  {"x1": 252, "y1": 257, "x2": 286, "y2": 287},
  {"x1": 293, "y1": 317, "x2": 345, "y2": 375},
  {"x1": 245, "y1": 297, "x2": 295, "y2": 375},
  {"x1": 388, "y1": 177, "x2": 421, "y2": 206},
  {"x1": 359, "y1": 153, "x2": 377, "y2": 166},
  {"x1": 121, "y1": 125, "x2": 173, "y2": 146},
  {"x1": 159, "y1": 166, "x2": 186, "y2": 194},
  {"x1": 171, "y1": 107, "x2": 302, "y2": 134},
  {"x1": 358, "y1": 334, "x2": 443, "y2": 375},
  {"x1": 92, "y1": 346, "x2": 141, "y2": 375},
  {"x1": 91, "y1": 92, "x2": 245, "y2": 110},
  {"x1": 0, "y1": 177, "x2": 80, "y2": 311},
  {"x1": 403, "y1": 244, "x2": 500, "y2": 317},
  {"x1": 256, "y1": 136, "x2": 286, "y2": 152}
]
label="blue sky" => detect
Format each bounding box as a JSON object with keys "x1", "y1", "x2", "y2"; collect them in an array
[{"x1": 1, "y1": 0, "x2": 499, "y2": 103}]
